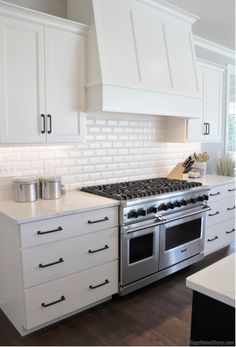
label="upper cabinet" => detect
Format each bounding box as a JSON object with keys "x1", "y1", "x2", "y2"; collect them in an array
[
  {"x1": 187, "y1": 61, "x2": 224, "y2": 142},
  {"x1": 68, "y1": 0, "x2": 202, "y2": 118},
  {"x1": 0, "y1": 2, "x2": 88, "y2": 145}
]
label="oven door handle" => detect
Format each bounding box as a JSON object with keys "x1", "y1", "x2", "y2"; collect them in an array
[
  {"x1": 163, "y1": 206, "x2": 211, "y2": 224},
  {"x1": 123, "y1": 219, "x2": 166, "y2": 234}
]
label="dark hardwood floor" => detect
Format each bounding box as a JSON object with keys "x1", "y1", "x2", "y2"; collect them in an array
[{"x1": 0, "y1": 245, "x2": 234, "y2": 346}]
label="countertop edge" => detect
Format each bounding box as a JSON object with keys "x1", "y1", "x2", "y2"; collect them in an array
[{"x1": 186, "y1": 278, "x2": 235, "y2": 308}]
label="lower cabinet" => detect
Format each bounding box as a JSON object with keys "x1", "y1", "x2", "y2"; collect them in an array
[
  {"x1": 24, "y1": 261, "x2": 118, "y2": 330},
  {"x1": 204, "y1": 182, "x2": 235, "y2": 255},
  {"x1": 0, "y1": 206, "x2": 119, "y2": 335}
]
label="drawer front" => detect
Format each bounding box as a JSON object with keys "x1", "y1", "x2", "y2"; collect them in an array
[
  {"x1": 20, "y1": 207, "x2": 118, "y2": 248},
  {"x1": 207, "y1": 197, "x2": 235, "y2": 227},
  {"x1": 24, "y1": 260, "x2": 118, "y2": 330},
  {"x1": 22, "y1": 228, "x2": 118, "y2": 288},
  {"x1": 208, "y1": 183, "x2": 235, "y2": 202},
  {"x1": 204, "y1": 219, "x2": 235, "y2": 255}
]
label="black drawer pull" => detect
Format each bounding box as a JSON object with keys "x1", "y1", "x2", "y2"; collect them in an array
[
  {"x1": 207, "y1": 236, "x2": 218, "y2": 242},
  {"x1": 228, "y1": 188, "x2": 236, "y2": 192},
  {"x1": 209, "y1": 211, "x2": 220, "y2": 217},
  {"x1": 37, "y1": 227, "x2": 63, "y2": 235},
  {"x1": 88, "y1": 245, "x2": 109, "y2": 254},
  {"x1": 39, "y1": 258, "x2": 64, "y2": 269},
  {"x1": 227, "y1": 206, "x2": 235, "y2": 211},
  {"x1": 226, "y1": 229, "x2": 235, "y2": 234},
  {"x1": 210, "y1": 192, "x2": 220, "y2": 197},
  {"x1": 41, "y1": 295, "x2": 65, "y2": 308},
  {"x1": 88, "y1": 217, "x2": 109, "y2": 224},
  {"x1": 89, "y1": 279, "x2": 109, "y2": 290},
  {"x1": 181, "y1": 248, "x2": 187, "y2": 253}
]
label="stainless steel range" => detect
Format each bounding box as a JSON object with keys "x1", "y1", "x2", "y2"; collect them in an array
[{"x1": 81, "y1": 177, "x2": 211, "y2": 295}]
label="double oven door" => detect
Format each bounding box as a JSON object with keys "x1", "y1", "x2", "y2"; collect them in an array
[{"x1": 159, "y1": 207, "x2": 208, "y2": 270}]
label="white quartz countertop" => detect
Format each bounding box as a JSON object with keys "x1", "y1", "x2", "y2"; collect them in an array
[
  {"x1": 186, "y1": 253, "x2": 235, "y2": 307},
  {"x1": 0, "y1": 190, "x2": 119, "y2": 224},
  {"x1": 188, "y1": 174, "x2": 235, "y2": 187}
]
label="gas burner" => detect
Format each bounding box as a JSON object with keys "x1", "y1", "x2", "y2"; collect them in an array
[{"x1": 80, "y1": 177, "x2": 202, "y2": 201}]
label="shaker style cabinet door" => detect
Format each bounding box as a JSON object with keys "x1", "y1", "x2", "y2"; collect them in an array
[
  {"x1": 44, "y1": 28, "x2": 86, "y2": 143},
  {"x1": 0, "y1": 16, "x2": 46, "y2": 144},
  {"x1": 187, "y1": 62, "x2": 224, "y2": 142}
]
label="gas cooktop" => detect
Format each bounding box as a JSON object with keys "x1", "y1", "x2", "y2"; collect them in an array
[{"x1": 80, "y1": 177, "x2": 202, "y2": 201}]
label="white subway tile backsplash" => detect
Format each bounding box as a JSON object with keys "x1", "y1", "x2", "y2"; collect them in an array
[{"x1": 0, "y1": 113, "x2": 200, "y2": 200}]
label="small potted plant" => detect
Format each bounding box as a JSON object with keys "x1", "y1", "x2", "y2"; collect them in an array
[{"x1": 215, "y1": 155, "x2": 235, "y2": 177}]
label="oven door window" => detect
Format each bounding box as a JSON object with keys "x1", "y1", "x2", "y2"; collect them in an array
[
  {"x1": 165, "y1": 218, "x2": 201, "y2": 251},
  {"x1": 129, "y1": 232, "x2": 154, "y2": 264}
]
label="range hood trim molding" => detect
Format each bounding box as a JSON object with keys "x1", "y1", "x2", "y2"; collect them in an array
[
  {"x1": 137, "y1": 0, "x2": 200, "y2": 24},
  {"x1": 87, "y1": 83, "x2": 202, "y2": 118}
]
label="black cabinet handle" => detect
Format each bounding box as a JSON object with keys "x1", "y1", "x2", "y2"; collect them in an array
[
  {"x1": 207, "y1": 236, "x2": 218, "y2": 242},
  {"x1": 89, "y1": 279, "x2": 109, "y2": 290},
  {"x1": 37, "y1": 226, "x2": 63, "y2": 235},
  {"x1": 209, "y1": 211, "x2": 220, "y2": 217},
  {"x1": 203, "y1": 123, "x2": 207, "y2": 135},
  {"x1": 228, "y1": 188, "x2": 236, "y2": 192},
  {"x1": 210, "y1": 192, "x2": 221, "y2": 197},
  {"x1": 88, "y1": 245, "x2": 109, "y2": 254},
  {"x1": 227, "y1": 206, "x2": 235, "y2": 211},
  {"x1": 88, "y1": 217, "x2": 109, "y2": 224},
  {"x1": 47, "y1": 114, "x2": 52, "y2": 134},
  {"x1": 41, "y1": 295, "x2": 65, "y2": 308},
  {"x1": 207, "y1": 123, "x2": 210, "y2": 135},
  {"x1": 39, "y1": 258, "x2": 64, "y2": 268},
  {"x1": 41, "y1": 114, "x2": 46, "y2": 134},
  {"x1": 226, "y1": 229, "x2": 235, "y2": 234},
  {"x1": 181, "y1": 248, "x2": 187, "y2": 253}
]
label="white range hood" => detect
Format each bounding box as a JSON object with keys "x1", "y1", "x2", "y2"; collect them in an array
[{"x1": 68, "y1": 0, "x2": 202, "y2": 118}]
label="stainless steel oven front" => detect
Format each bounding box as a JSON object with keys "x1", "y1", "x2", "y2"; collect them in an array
[
  {"x1": 159, "y1": 207, "x2": 207, "y2": 270},
  {"x1": 120, "y1": 220, "x2": 164, "y2": 286}
]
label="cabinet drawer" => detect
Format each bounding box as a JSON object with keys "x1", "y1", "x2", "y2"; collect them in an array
[
  {"x1": 208, "y1": 183, "x2": 235, "y2": 202},
  {"x1": 20, "y1": 207, "x2": 118, "y2": 248},
  {"x1": 24, "y1": 260, "x2": 118, "y2": 330},
  {"x1": 206, "y1": 197, "x2": 235, "y2": 227},
  {"x1": 204, "y1": 219, "x2": 235, "y2": 255},
  {"x1": 22, "y1": 227, "x2": 118, "y2": 288}
]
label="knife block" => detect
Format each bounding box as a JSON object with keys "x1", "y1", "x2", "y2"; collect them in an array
[{"x1": 167, "y1": 162, "x2": 188, "y2": 180}]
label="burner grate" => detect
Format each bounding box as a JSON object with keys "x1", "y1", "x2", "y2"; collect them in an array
[{"x1": 80, "y1": 177, "x2": 202, "y2": 201}]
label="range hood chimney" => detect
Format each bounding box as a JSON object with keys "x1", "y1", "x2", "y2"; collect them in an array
[{"x1": 67, "y1": 0, "x2": 202, "y2": 118}]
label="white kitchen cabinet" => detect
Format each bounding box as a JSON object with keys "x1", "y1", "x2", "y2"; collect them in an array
[
  {"x1": 0, "y1": 205, "x2": 119, "y2": 335},
  {"x1": 0, "y1": 16, "x2": 45, "y2": 144},
  {"x1": 0, "y1": 2, "x2": 87, "y2": 144},
  {"x1": 204, "y1": 182, "x2": 235, "y2": 255},
  {"x1": 187, "y1": 61, "x2": 224, "y2": 142}
]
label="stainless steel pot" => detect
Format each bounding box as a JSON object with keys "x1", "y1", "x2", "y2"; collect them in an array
[
  {"x1": 14, "y1": 178, "x2": 38, "y2": 203},
  {"x1": 40, "y1": 176, "x2": 61, "y2": 200}
]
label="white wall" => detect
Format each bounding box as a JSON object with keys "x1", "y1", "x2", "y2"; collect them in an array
[
  {"x1": 0, "y1": 113, "x2": 200, "y2": 200},
  {"x1": 3, "y1": 0, "x2": 67, "y2": 18}
]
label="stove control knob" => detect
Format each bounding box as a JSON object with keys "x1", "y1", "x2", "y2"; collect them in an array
[
  {"x1": 147, "y1": 206, "x2": 158, "y2": 214},
  {"x1": 189, "y1": 198, "x2": 196, "y2": 204},
  {"x1": 158, "y1": 203, "x2": 168, "y2": 211},
  {"x1": 181, "y1": 199, "x2": 188, "y2": 206},
  {"x1": 174, "y1": 200, "x2": 181, "y2": 208},
  {"x1": 203, "y1": 194, "x2": 209, "y2": 201},
  {"x1": 137, "y1": 208, "x2": 146, "y2": 217},
  {"x1": 166, "y1": 202, "x2": 174, "y2": 209},
  {"x1": 128, "y1": 210, "x2": 138, "y2": 219},
  {"x1": 197, "y1": 196, "x2": 204, "y2": 202}
]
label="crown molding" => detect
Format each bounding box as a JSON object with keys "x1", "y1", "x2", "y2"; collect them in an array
[{"x1": 193, "y1": 35, "x2": 235, "y2": 60}]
